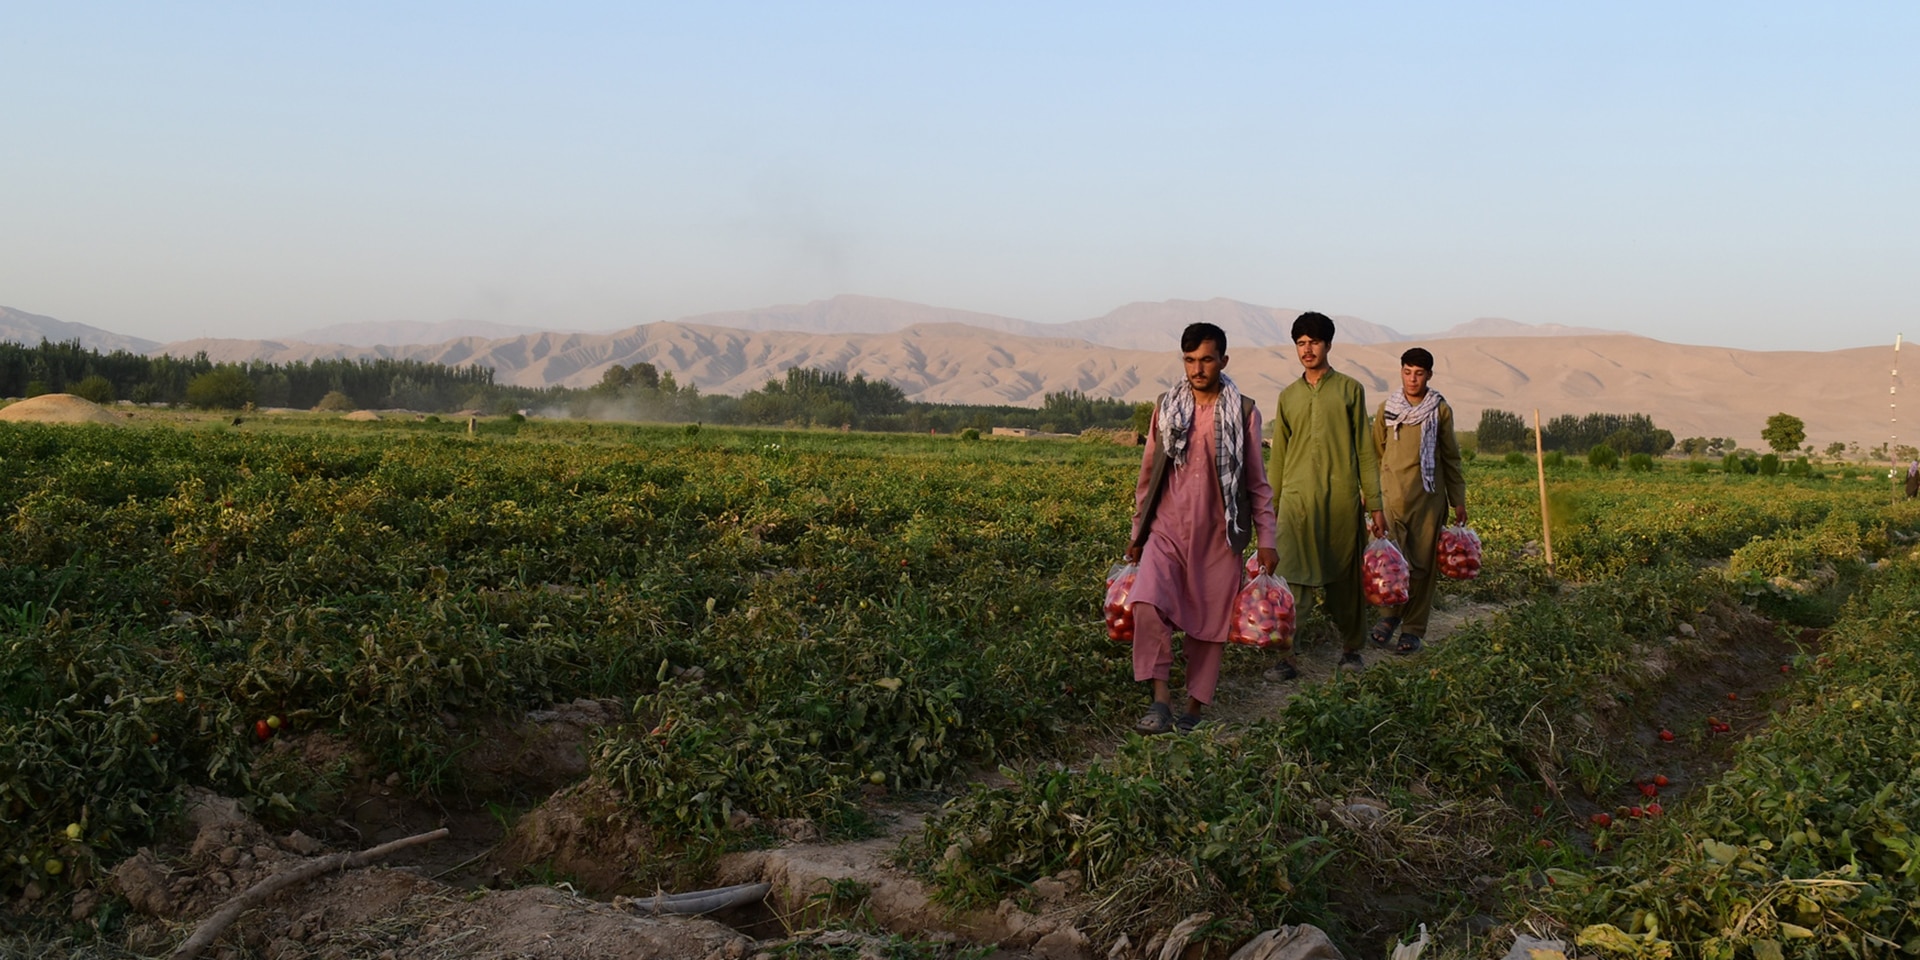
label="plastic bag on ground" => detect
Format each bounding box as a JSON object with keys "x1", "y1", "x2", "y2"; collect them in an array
[
  {"x1": 1362, "y1": 538, "x2": 1412, "y2": 607},
  {"x1": 1104, "y1": 562, "x2": 1138, "y2": 642},
  {"x1": 1229, "y1": 571, "x2": 1296, "y2": 650},
  {"x1": 1437, "y1": 524, "x2": 1483, "y2": 580}
]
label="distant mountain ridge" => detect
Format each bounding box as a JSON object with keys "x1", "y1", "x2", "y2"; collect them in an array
[
  {"x1": 0, "y1": 306, "x2": 160, "y2": 354},
  {"x1": 288, "y1": 318, "x2": 557, "y2": 347},
  {"x1": 11, "y1": 296, "x2": 1890, "y2": 447}
]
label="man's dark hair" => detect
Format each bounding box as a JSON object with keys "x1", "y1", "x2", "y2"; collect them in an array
[
  {"x1": 1291, "y1": 311, "x2": 1335, "y2": 343},
  {"x1": 1400, "y1": 347, "x2": 1434, "y2": 371},
  {"x1": 1181, "y1": 322, "x2": 1227, "y2": 354}
]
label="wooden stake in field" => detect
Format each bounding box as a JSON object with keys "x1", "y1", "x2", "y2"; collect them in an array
[
  {"x1": 1893, "y1": 333, "x2": 1903, "y2": 503},
  {"x1": 1534, "y1": 408, "x2": 1554, "y2": 575}
]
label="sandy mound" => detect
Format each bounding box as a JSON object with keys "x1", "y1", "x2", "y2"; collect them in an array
[
  {"x1": 0, "y1": 393, "x2": 125, "y2": 425},
  {"x1": 341, "y1": 409, "x2": 381, "y2": 421}
]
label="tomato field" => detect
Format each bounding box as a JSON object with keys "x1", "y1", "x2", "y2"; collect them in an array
[{"x1": 3, "y1": 414, "x2": 1917, "y2": 958}]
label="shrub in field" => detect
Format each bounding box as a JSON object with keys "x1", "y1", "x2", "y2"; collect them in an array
[
  {"x1": 312, "y1": 389, "x2": 354, "y2": 412},
  {"x1": 959, "y1": 428, "x2": 980, "y2": 441},
  {"x1": 184, "y1": 367, "x2": 255, "y2": 409},
  {"x1": 1626, "y1": 453, "x2": 1653, "y2": 472},
  {"x1": 1588, "y1": 445, "x2": 1620, "y2": 470},
  {"x1": 1504, "y1": 451, "x2": 1528, "y2": 467},
  {"x1": 72, "y1": 375, "x2": 115, "y2": 404},
  {"x1": 1544, "y1": 451, "x2": 1567, "y2": 468},
  {"x1": 1687, "y1": 459, "x2": 1710, "y2": 475},
  {"x1": 1722, "y1": 452, "x2": 1743, "y2": 474},
  {"x1": 1759, "y1": 453, "x2": 1782, "y2": 476},
  {"x1": 1786, "y1": 456, "x2": 1811, "y2": 477}
]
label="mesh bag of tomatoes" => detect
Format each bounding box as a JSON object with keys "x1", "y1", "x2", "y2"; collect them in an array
[
  {"x1": 1437, "y1": 524, "x2": 1483, "y2": 580},
  {"x1": 1362, "y1": 537, "x2": 1412, "y2": 606},
  {"x1": 1103, "y1": 562, "x2": 1139, "y2": 642},
  {"x1": 1229, "y1": 572, "x2": 1296, "y2": 650}
]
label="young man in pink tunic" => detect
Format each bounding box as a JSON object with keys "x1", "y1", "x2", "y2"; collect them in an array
[{"x1": 1123, "y1": 322, "x2": 1278, "y2": 734}]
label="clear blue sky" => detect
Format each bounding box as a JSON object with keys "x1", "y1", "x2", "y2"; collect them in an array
[{"x1": 3, "y1": 2, "x2": 1915, "y2": 348}]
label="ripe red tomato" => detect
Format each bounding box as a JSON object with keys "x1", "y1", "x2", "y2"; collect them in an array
[
  {"x1": 255, "y1": 720, "x2": 271, "y2": 741},
  {"x1": 1653, "y1": 774, "x2": 1669, "y2": 787}
]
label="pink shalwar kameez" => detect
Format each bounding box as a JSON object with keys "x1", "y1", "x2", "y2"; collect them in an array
[{"x1": 1129, "y1": 404, "x2": 1277, "y2": 704}]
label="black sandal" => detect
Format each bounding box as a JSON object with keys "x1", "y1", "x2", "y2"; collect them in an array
[
  {"x1": 1369, "y1": 617, "x2": 1401, "y2": 647},
  {"x1": 1175, "y1": 712, "x2": 1204, "y2": 735},
  {"x1": 1134, "y1": 701, "x2": 1174, "y2": 735},
  {"x1": 1395, "y1": 634, "x2": 1424, "y2": 655}
]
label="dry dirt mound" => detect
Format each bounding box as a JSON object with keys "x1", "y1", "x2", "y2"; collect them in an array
[
  {"x1": 0, "y1": 393, "x2": 126, "y2": 424},
  {"x1": 107, "y1": 788, "x2": 753, "y2": 960},
  {"x1": 341, "y1": 409, "x2": 381, "y2": 421}
]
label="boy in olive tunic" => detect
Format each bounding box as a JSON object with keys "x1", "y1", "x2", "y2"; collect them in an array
[
  {"x1": 1266, "y1": 312, "x2": 1384, "y2": 677},
  {"x1": 1369, "y1": 347, "x2": 1468, "y2": 653}
]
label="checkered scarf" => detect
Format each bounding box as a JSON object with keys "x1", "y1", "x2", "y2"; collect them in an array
[
  {"x1": 1158, "y1": 373, "x2": 1246, "y2": 542},
  {"x1": 1383, "y1": 388, "x2": 1444, "y2": 493}
]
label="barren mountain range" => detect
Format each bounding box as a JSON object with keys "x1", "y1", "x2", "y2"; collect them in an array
[{"x1": 2, "y1": 296, "x2": 1901, "y2": 449}]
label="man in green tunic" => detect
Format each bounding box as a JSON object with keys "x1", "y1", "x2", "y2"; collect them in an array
[
  {"x1": 1266, "y1": 311, "x2": 1385, "y2": 678},
  {"x1": 1368, "y1": 347, "x2": 1468, "y2": 654}
]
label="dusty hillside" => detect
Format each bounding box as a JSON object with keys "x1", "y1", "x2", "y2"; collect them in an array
[{"x1": 156, "y1": 323, "x2": 1898, "y2": 448}]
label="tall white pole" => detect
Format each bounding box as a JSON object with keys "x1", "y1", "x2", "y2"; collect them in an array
[{"x1": 1895, "y1": 334, "x2": 1903, "y2": 501}]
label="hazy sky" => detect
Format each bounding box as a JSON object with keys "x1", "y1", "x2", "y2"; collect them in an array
[{"x1": 4, "y1": 3, "x2": 1915, "y2": 349}]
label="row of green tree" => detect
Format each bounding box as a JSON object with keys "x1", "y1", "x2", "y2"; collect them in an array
[
  {"x1": 572, "y1": 363, "x2": 1139, "y2": 434},
  {"x1": 1, "y1": 339, "x2": 1141, "y2": 434},
  {"x1": 1473, "y1": 410, "x2": 1677, "y2": 456},
  {"x1": 0, "y1": 339, "x2": 561, "y2": 413}
]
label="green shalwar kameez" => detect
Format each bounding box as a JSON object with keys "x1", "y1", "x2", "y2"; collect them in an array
[
  {"x1": 1372, "y1": 398, "x2": 1467, "y2": 637},
  {"x1": 1269, "y1": 370, "x2": 1382, "y2": 653}
]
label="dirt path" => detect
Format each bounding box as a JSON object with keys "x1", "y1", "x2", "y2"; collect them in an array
[{"x1": 1209, "y1": 596, "x2": 1508, "y2": 728}]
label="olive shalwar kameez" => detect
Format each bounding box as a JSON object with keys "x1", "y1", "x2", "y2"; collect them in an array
[
  {"x1": 1372, "y1": 396, "x2": 1466, "y2": 637},
  {"x1": 1269, "y1": 370, "x2": 1382, "y2": 653}
]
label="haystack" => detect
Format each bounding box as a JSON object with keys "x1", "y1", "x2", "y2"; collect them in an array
[
  {"x1": 0, "y1": 394, "x2": 126, "y2": 425},
  {"x1": 341, "y1": 410, "x2": 381, "y2": 422}
]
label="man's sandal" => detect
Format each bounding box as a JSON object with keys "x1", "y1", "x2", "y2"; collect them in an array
[
  {"x1": 1369, "y1": 617, "x2": 1401, "y2": 647},
  {"x1": 1395, "y1": 634, "x2": 1424, "y2": 655},
  {"x1": 1134, "y1": 701, "x2": 1174, "y2": 735},
  {"x1": 1175, "y1": 712, "x2": 1204, "y2": 735}
]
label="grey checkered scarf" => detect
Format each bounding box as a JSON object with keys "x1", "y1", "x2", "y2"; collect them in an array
[
  {"x1": 1157, "y1": 374, "x2": 1246, "y2": 542},
  {"x1": 1383, "y1": 388, "x2": 1443, "y2": 493}
]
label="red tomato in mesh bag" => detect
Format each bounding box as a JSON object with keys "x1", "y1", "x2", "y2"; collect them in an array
[
  {"x1": 1362, "y1": 538, "x2": 1411, "y2": 606},
  {"x1": 1437, "y1": 524, "x2": 1483, "y2": 580},
  {"x1": 1103, "y1": 562, "x2": 1139, "y2": 643},
  {"x1": 1229, "y1": 572, "x2": 1296, "y2": 650}
]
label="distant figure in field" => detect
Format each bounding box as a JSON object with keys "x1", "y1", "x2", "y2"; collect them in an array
[
  {"x1": 1265, "y1": 311, "x2": 1385, "y2": 680},
  {"x1": 1906, "y1": 460, "x2": 1918, "y2": 499},
  {"x1": 1123, "y1": 322, "x2": 1278, "y2": 734},
  {"x1": 1369, "y1": 347, "x2": 1467, "y2": 654}
]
